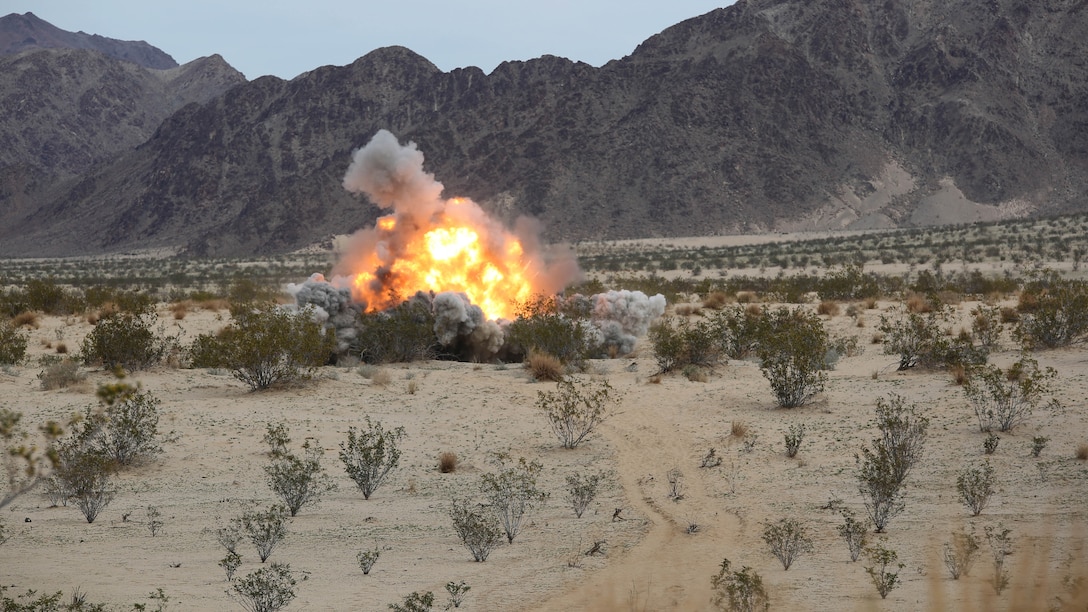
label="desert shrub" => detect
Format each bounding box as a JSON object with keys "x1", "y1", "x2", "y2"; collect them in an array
[
  {"x1": 438, "y1": 451, "x2": 459, "y2": 473},
  {"x1": 856, "y1": 444, "x2": 905, "y2": 533},
  {"x1": 648, "y1": 317, "x2": 721, "y2": 373},
  {"x1": 731, "y1": 420, "x2": 748, "y2": 438},
  {"x1": 53, "y1": 443, "x2": 115, "y2": 524},
  {"x1": 353, "y1": 299, "x2": 437, "y2": 364},
  {"x1": 756, "y1": 307, "x2": 828, "y2": 408},
  {"x1": 878, "y1": 307, "x2": 977, "y2": 370},
  {"x1": 263, "y1": 422, "x2": 290, "y2": 458},
  {"x1": 957, "y1": 461, "x2": 996, "y2": 516},
  {"x1": 983, "y1": 432, "x2": 1000, "y2": 455},
  {"x1": 702, "y1": 291, "x2": 730, "y2": 310},
  {"x1": 864, "y1": 543, "x2": 904, "y2": 599},
  {"x1": 444, "y1": 581, "x2": 470, "y2": 609},
  {"x1": 817, "y1": 263, "x2": 880, "y2": 301},
  {"x1": 357, "y1": 547, "x2": 381, "y2": 575},
  {"x1": 1031, "y1": 436, "x2": 1049, "y2": 457},
  {"x1": 985, "y1": 524, "x2": 1013, "y2": 594},
  {"x1": 24, "y1": 278, "x2": 82, "y2": 315},
  {"x1": 220, "y1": 551, "x2": 243, "y2": 581},
  {"x1": 2, "y1": 407, "x2": 68, "y2": 511},
  {"x1": 710, "y1": 558, "x2": 769, "y2": 612},
  {"x1": 824, "y1": 335, "x2": 862, "y2": 370},
  {"x1": 537, "y1": 378, "x2": 616, "y2": 449},
  {"x1": 943, "y1": 529, "x2": 980, "y2": 579},
  {"x1": 837, "y1": 508, "x2": 869, "y2": 562},
  {"x1": 240, "y1": 505, "x2": 290, "y2": 562},
  {"x1": 526, "y1": 350, "x2": 565, "y2": 382},
  {"x1": 1077, "y1": 443, "x2": 1088, "y2": 461},
  {"x1": 565, "y1": 470, "x2": 605, "y2": 518},
  {"x1": 872, "y1": 394, "x2": 929, "y2": 487},
  {"x1": 480, "y1": 457, "x2": 547, "y2": 544},
  {"x1": 1015, "y1": 275, "x2": 1088, "y2": 348},
  {"x1": 76, "y1": 386, "x2": 163, "y2": 467},
  {"x1": 389, "y1": 591, "x2": 434, "y2": 612},
  {"x1": 339, "y1": 417, "x2": 406, "y2": 500},
  {"x1": 761, "y1": 518, "x2": 813, "y2": 570},
  {"x1": 506, "y1": 297, "x2": 597, "y2": 366},
  {"x1": 709, "y1": 305, "x2": 764, "y2": 359},
  {"x1": 265, "y1": 442, "x2": 336, "y2": 516},
  {"x1": 450, "y1": 499, "x2": 503, "y2": 562},
  {"x1": 964, "y1": 356, "x2": 1059, "y2": 432},
  {"x1": 11, "y1": 310, "x2": 39, "y2": 328},
  {"x1": 190, "y1": 302, "x2": 335, "y2": 390},
  {"x1": 816, "y1": 301, "x2": 840, "y2": 317},
  {"x1": 231, "y1": 562, "x2": 296, "y2": 612},
  {"x1": 970, "y1": 304, "x2": 1004, "y2": 352},
  {"x1": 81, "y1": 311, "x2": 172, "y2": 371},
  {"x1": 783, "y1": 424, "x2": 805, "y2": 458},
  {"x1": 146, "y1": 505, "x2": 163, "y2": 536},
  {"x1": 38, "y1": 357, "x2": 86, "y2": 390},
  {"x1": 0, "y1": 321, "x2": 28, "y2": 365}
]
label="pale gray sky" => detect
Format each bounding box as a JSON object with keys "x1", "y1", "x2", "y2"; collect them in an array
[{"x1": 5, "y1": 1, "x2": 734, "y2": 79}]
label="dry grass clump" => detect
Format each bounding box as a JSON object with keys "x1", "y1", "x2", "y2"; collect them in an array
[
  {"x1": 370, "y1": 368, "x2": 393, "y2": 387},
  {"x1": 736, "y1": 291, "x2": 757, "y2": 304},
  {"x1": 871, "y1": 332, "x2": 885, "y2": 344},
  {"x1": 745, "y1": 303, "x2": 763, "y2": 317},
  {"x1": 1000, "y1": 306, "x2": 1020, "y2": 323},
  {"x1": 170, "y1": 301, "x2": 190, "y2": 320},
  {"x1": 674, "y1": 303, "x2": 704, "y2": 317},
  {"x1": 438, "y1": 451, "x2": 459, "y2": 473},
  {"x1": 816, "y1": 300, "x2": 841, "y2": 317},
  {"x1": 906, "y1": 293, "x2": 935, "y2": 313},
  {"x1": 863, "y1": 297, "x2": 879, "y2": 309},
  {"x1": 196, "y1": 298, "x2": 230, "y2": 311},
  {"x1": 1016, "y1": 291, "x2": 1039, "y2": 313},
  {"x1": 1076, "y1": 444, "x2": 1088, "y2": 461},
  {"x1": 38, "y1": 358, "x2": 85, "y2": 390},
  {"x1": 702, "y1": 291, "x2": 730, "y2": 310},
  {"x1": 11, "y1": 311, "x2": 39, "y2": 328},
  {"x1": 527, "y1": 350, "x2": 565, "y2": 382},
  {"x1": 731, "y1": 420, "x2": 749, "y2": 438},
  {"x1": 949, "y1": 364, "x2": 968, "y2": 386},
  {"x1": 55, "y1": 342, "x2": 68, "y2": 354}
]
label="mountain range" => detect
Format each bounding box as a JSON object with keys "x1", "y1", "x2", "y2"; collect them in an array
[{"x1": 1, "y1": 1, "x2": 1087, "y2": 257}]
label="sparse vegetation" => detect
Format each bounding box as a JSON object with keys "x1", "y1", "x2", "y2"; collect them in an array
[
  {"x1": 864, "y1": 542, "x2": 904, "y2": 599},
  {"x1": 837, "y1": 509, "x2": 869, "y2": 562},
  {"x1": 942, "y1": 529, "x2": 980, "y2": 579},
  {"x1": 964, "y1": 356, "x2": 1059, "y2": 432},
  {"x1": 81, "y1": 310, "x2": 173, "y2": 371},
  {"x1": 0, "y1": 321, "x2": 28, "y2": 365},
  {"x1": 444, "y1": 581, "x2": 470, "y2": 609},
  {"x1": 957, "y1": 461, "x2": 996, "y2": 516},
  {"x1": 357, "y1": 547, "x2": 381, "y2": 575},
  {"x1": 756, "y1": 307, "x2": 828, "y2": 408},
  {"x1": 480, "y1": 457, "x2": 547, "y2": 544},
  {"x1": 537, "y1": 378, "x2": 616, "y2": 449},
  {"x1": 264, "y1": 441, "x2": 336, "y2": 516},
  {"x1": 239, "y1": 505, "x2": 290, "y2": 563},
  {"x1": 389, "y1": 590, "x2": 435, "y2": 612},
  {"x1": 339, "y1": 417, "x2": 406, "y2": 500},
  {"x1": 710, "y1": 558, "x2": 769, "y2": 612},
  {"x1": 565, "y1": 470, "x2": 605, "y2": 518},
  {"x1": 783, "y1": 424, "x2": 805, "y2": 458},
  {"x1": 230, "y1": 562, "x2": 296, "y2": 612},
  {"x1": 761, "y1": 518, "x2": 814, "y2": 570},
  {"x1": 449, "y1": 499, "x2": 503, "y2": 562}
]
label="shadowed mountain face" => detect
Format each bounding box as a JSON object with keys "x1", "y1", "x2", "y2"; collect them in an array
[
  {"x1": 0, "y1": 12, "x2": 177, "y2": 69},
  {"x1": 2, "y1": 0, "x2": 1088, "y2": 257}
]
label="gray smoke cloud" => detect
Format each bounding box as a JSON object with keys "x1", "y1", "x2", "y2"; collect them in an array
[
  {"x1": 286, "y1": 273, "x2": 362, "y2": 352},
  {"x1": 430, "y1": 291, "x2": 506, "y2": 359},
  {"x1": 588, "y1": 290, "x2": 667, "y2": 356}
]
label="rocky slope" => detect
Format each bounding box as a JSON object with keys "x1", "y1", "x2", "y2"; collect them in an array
[{"x1": 3, "y1": 0, "x2": 1088, "y2": 256}]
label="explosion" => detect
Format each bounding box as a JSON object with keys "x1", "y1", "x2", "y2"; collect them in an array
[{"x1": 334, "y1": 129, "x2": 578, "y2": 321}]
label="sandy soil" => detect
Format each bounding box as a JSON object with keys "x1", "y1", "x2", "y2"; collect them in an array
[{"x1": 2, "y1": 300, "x2": 1087, "y2": 611}]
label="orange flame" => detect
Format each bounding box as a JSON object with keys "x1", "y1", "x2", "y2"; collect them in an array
[{"x1": 338, "y1": 198, "x2": 551, "y2": 320}]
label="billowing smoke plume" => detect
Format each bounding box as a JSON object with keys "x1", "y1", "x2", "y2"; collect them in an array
[
  {"x1": 286, "y1": 274, "x2": 362, "y2": 352},
  {"x1": 588, "y1": 290, "x2": 667, "y2": 356}
]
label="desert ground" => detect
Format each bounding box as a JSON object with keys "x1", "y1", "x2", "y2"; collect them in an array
[{"x1": 2, "y1": 236, "x2": 1088, "y2": 611}]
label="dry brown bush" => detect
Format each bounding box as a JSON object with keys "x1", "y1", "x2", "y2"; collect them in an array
[
  {"x1": 438, "y1": 451, "x2": 459, "y2": 473},
  {"x1": 1077, "y1": 444, "x2": 1088, "y2": 461},
  {"x1": 527, "y1": 350, "x2": 565, "y2": 382},
  {"x1": 871, "y1": 332, "x2": 885, "y2": 344},
  {"x1": 11, "y1": 311, "x2": 39, "y2": 328},
  {"x1": 731, "y1": 420, "x2": 749, "y2": 438},
  {"x1": 817, "y1": 301, "x2": 841, "y2": 317},
  {"x1": 906, "y1": 294, "x2": 934, "y2": 313},
  {"x1": 1000, "y1": 306, "x2": 1020, "y2": 323},
  {"x1": 197, "y1": 298, "x2": 230, "y2": 311},
  {"x1": 702, "y1": 291, "x2": 730, "y2": 310},
  {"x1": 949, "y1": 365, "x2": 967, "y2": 386},
  {"x1": 736, "y1": 292, "x2": 756, "y2": 304},
  {"x1": 864, "y1": 297, "x2": 879, "y2": 309},
  {"x1": 55, "y1": 342, "x2": 68, "y2": 354},
  {"x1": 674, "y1": 304, "x2": 696, "y2": 316},
  {"x1": 370, "y1": 368, "x2": 393, "y2": 387},
  {"x1": 170, "y1": 301, "x2": 190, "y2": 320}
]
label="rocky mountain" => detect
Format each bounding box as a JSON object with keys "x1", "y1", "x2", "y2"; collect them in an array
[
  {"x1": 3, "y1": 0, "x2": 1088, "y2": 257},
  {"x1": 0, "y1": 12, "x2": 177, "y2": 69}
]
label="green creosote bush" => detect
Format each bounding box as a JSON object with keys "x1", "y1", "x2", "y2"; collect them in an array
[
  {"x1": 0, "y1": 321, "x2": 28, "y2": 365},
  {"x1": 389, "y1": 590, "x2": 434, "y2": 612},
  {"x1": 878, "y1": 306, "x2": 983, "y2": 371},
  {"x1": 230, "y1": 562, "x2": 296, "y2": 612},
  {"x1": 480, "y1": 456, "x2": 547, "y2": 544},
  {"x1": 352, "y1": 298, "x2": 437, "y2": 364},
  {"x1": 985, "y1": 523, "x2": 1013, "y2": 594},
  {"x1": 450, "y1": 499, "x2": 503, "y2": 562},
  {"x1": 957, "y1": 461, "x2": 996, "y2": 516},
  {"x1": 264, "y1": 441, "x2": 336, "y2": 516},
  {"x1": 77, "y1": 383, "x2": 164, "y2": 467},
  {"x1": 710, "y1": 557, "x2": 769, "y2": 612},
  {"x1": 710, "y1": 305, "x2": 765, "y2": 360},
  {"x1": 983, "y1": 432, "x2": 1000, "y2": 455},
  {"x1": 263, "y1": 422, "x2": 291, "y2": 458},
  {"x1": 964, "y1": 356, "x2": 1060, "y2": 433},
  {"x1": 761, "y1": 518, "x2": 814, "y2": 570},
  {"x1": 864, "y1": 542, "x2": 904, "y2": 599},
  {"x1": 1031, "y1": 436, "x2": 1049, "y2": 457},
  {"x1": 1015, "y1": 273, "x2": 1088, "y2": 348},
  {"x1": 506, "y1": 296, "x2": 599, "y2": 367},
  {"x1": 784, "y1": 424, "x2": 805, "y2": 458},
  {"x1": 756, "y1": 307, "x2": 828, "y2": 408},
  {"x1": 81, "y1": 310, "x2": 174, "y2": 371},
  {"x1": 537, "y1": 378, "x2": 617, "y2": 449},
  {"x1": 190, "y1": 302, "x2": 335, "y2": 390},
  {"x1": 444, "y1": 581, "x2": 470, "y2": 609},
  {"x1": 52, "y1": 441, "x2": 116, "y2": 524},
  {"x1": 339, "y1": 417, "x2": 406, "y2": 500},
  {"x1": 837, "y1": 508, "x2": 869, "y2": 562},
  {"x1": 238, "y1": 505, "x2": 290, "y2": 563},
  {"x1": 357, "y1": 547, "x2": 381, "y2": 575},
  {"x1": 38, "y1": 356, "x2": 86, "y2": 390},
  {"x1": 648, "y1": 317, "x2": 721, "y2": 374},
  {"x1": 220, "y1": 551, "x2": 242, "y2": 581},
  {"x1": 565, "y1": 470, "x2": 606, "y2": 518}
]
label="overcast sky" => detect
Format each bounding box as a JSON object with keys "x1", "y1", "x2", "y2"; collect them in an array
[{"x1": 7, "y1": 1, "x2": 735, "y2": 80}]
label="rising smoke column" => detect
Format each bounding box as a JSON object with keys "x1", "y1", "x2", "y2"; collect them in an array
[
  {"x1": 334, "y1": 129, "x2": 579, "y2": 320},
  {"x1": 588, "y1": 290, "x2": 667, "y2": 356}
]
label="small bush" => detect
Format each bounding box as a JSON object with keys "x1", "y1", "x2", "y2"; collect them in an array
[
  {"x1": 710, "y1": 557, "x2": 769, "y2": 612},
  {"x1": 506, "y1": 297, "x2": 598, "y2": 365},
  {"x1": 565, "y1": 470, "x2": 605, "y2": 518},
  {"x1": 761, "y1": 518, "x2": 814, "y2": 570},
  {"x1": 220, "y1": 551, "x2": 242, "y2": 581},
  {"x1": 444, "y1": 581, "x2": 470, "y2": 609},
  {"x1": 783, "y1": 424, "x2": 805, "y2": 458},
  {"x1": 353, "y1": 298, "x2": 437, "y2": 364},
  {"x1": 480, "y1": 457, "x2": 547, "y2": 544},
  {"x1": 837, "y1": 509, "x2": 868, "y2": 562},
  {"x1": 649, "y1": 317, "x2": 721, "y2": 373},
  {"x1": 0, "y1": 322, "x2": 28, "y2": 365},
  {"x1": 230, "y1": 562, "x2": 296, "y2": 612},
  {"x1": 190, "y1": 302, "x2": 335, "y2": 390},
  {"x1": 339, "y1": 417, "x2": 406, "y2": 500},
  {"x1": 81, "y1": 311, "x2": 172, "y2": 371},
  {"x1": 77, "y1": 387, "x2": 164, "y2": 467},
  {"x1": 757, "y1": 307, "x2": 828, "y2": 408},
  {"x1": 816, "y1": 301, "x2": 840, "y2": 317},
  {"x1": 983, "y1": 432, "x2": 1000, "y2": 455},
  {"x1": 537, "y1": 378, "x2": 617, "y2": 449},
  {"x1": 357, "y1": 547, "x2": 381, "y2": 575},
  {"x1": 942, "y1": 530, "x2": 980, "y2": 579},
  {"x1": 1077, "y1": 443, "x2": 1088, "y2": 461},
  {"x1": 438, "y1": 451, "x2": 458, "y2": 473},
  {"x1": 240, "y1": 505, "x2": 290, "y2": 563},
  {"x1": 864, "y1": 543, "x2": 904, "y2": 599},
  {"x1": 1031, "y1": 436, "x2": 1049, "y2": 457},
  {"x1": 964, "y1": 356, "x2": 1059, "y2": 432},
  {"x1": 265, "y1": 442, "x2": 337, "y2": 516},
  {"x1": 389, "y1": 590, "x2": 434, "y2": 612},
  {"x1": 263, "y1": 422, "x2": 291, "y2": 458},
  {"x1": 450, "y1": 499, "x2": 503, "y2": 562},
  {"x1": 1015, "y1": 275, "x2": 1088, "y2": 348},
  {"x1": 38, "y1": 358, "x2": 85, "y2": 390},
  {"x1": 11, "y1": 311, "x2": 39, "y2": 328},
  {"x1": 710, "y1": 305, "x2": 764, "y2": 360},
  {"x1": 731, "y1": 421, "x2": 748, "y2": 438},
  {"x1": 526, "y1": 350, "x2": 565, "y2": 382},
  {"x1": 53, "y1": 444, "x2": 115, "y2": 524},
  {"x1": 985, "y1": 524, "x2": 1013, "y2": 594},
  {"x1": 957, "y1": 461, "x2": 996, "y2": 516}
]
